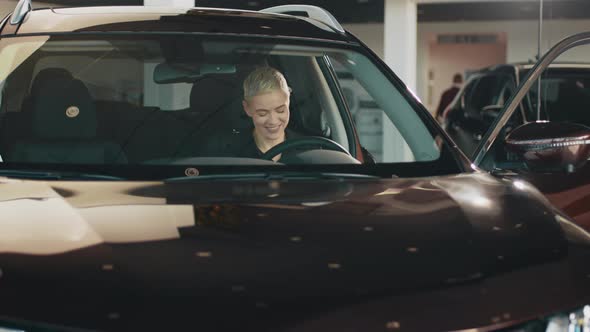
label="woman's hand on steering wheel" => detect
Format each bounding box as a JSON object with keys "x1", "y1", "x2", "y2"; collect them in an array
[{"x1": 260, "y1": 136, "x2": 351, "y2": 161}]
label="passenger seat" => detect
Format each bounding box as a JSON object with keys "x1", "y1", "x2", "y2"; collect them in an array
[{"x1": 9, "y1": 68, "x2": 127, "y2": 164}]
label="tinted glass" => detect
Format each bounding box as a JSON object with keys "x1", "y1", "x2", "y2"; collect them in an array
[
  {"x1": 330, "y1": 56, "x2": 414, "y2": 163},
  {"x1": 523, "y1": 68, "x2": 590, "y2": 126},
  {"x1": 0, "y1": 34, "x2": 458, "y2": 179},
  {"x1": 467, "y1": 74, "x2": 505, "y2": 111}
]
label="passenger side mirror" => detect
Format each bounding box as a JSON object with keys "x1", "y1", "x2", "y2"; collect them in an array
[{"x1": 505, "y1": 121, "x2": 590, "y2": 173}]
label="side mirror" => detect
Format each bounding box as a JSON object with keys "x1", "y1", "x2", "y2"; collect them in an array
[{"x1": 505, "y1": 121, "x2": 590, "y2": 173}]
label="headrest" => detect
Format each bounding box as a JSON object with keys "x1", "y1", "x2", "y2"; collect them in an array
[
  {"x1": 190, "y1": 76, "x2": 238, "y2": 112},
  {"x1": 32, "y1": 74, "x2": 97, "y2": 139},
  {"x1": 30, "y1": 68, "x2": 73, "y2": 95}
]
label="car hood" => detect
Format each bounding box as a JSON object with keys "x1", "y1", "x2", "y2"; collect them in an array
[{"x1": 0, "y1": 173, "x2": 588, "y2": 331}]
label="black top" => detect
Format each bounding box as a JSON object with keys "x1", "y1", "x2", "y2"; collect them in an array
[
  {"x1": 190, "y1": 126, "x2": 305, "y2": 161},
  {"x1": 236, "y1": 128, "x2": 301, "y2": 161}
]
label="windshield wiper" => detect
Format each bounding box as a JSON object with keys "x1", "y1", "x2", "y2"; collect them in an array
[
  {"x1": 164, "y1": 172, "x2": 379, "y2": 183},
  {"x1": 0, "y1": 169, "x2": 125, "y2": 181}
]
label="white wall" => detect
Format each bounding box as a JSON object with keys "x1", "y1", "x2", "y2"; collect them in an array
[
  {"x1": 0, "y1": 1, "x2": 17, "y2": 19},
  {"x1": 427, "y1": 37, "x2": 506, "y2": 110},
  {"x1": 345, "y1": 19, "x2": 590, "y2": 113},
  {"x1": 344, "y1": 23, "x2": 385, "y2": 59}
]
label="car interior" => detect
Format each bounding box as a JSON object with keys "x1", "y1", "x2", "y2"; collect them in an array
[{"x1": 0, "y1": 36, "x2": 356, "y2": 165}]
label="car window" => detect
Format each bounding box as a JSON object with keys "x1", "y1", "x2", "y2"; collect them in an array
[
  {"x1": 329, "y1": 56, "x2": 414, "y2": 163},
  {"x1": 497, "y1": 76, "x2": 517, "y2": 106},
  {"x1": 523, "y1": 68, "x2": 590, "y2": 126},
  {"x1": 460, "y1": 76, "x2": 479, "y2": 110},
  {"x1": 34, "y1": 55, "x2": 145, "y2": 108},
  {"x1": 0, "y1": 34, "x2": 457, "y2": 179},
  {"x1": 466, "y1": 74, "x2": 509, "y2": 112}
]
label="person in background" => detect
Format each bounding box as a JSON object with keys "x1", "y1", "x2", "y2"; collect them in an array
[{"x1": 436, "y1": 73, "x2": 463, "y2": 122}]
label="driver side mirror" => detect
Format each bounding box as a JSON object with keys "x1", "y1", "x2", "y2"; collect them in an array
[{"x1": 505, "y1": 121, "x2": 590, "y2": 173}]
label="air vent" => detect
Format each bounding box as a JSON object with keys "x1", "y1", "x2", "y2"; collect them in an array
[{"x1": 437, "y1": 34, "x2": 498, "y2": 44}]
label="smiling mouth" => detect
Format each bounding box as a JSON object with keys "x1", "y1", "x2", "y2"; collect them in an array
[{"x1": 265, "y1": 125, "x2": 282, "y2": 132}]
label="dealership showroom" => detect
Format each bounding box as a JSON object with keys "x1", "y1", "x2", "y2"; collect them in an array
[{"x1": 1, "y1": 0, "x2": 590, "y2": 331}]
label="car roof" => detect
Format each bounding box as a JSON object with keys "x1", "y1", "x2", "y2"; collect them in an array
[
  {"x1": 516, "y1": 62, "x2": 590, "y2": 70},
  {"x1": 474, "y1": 62, "x2": 590, "y2": 74},
  {"x1": 1, "y1": 6, "x2": 353, "y2": 44}
]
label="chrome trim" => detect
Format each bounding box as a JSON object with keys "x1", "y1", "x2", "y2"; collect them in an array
[
  {"x1": 508, "y1": 139, "x2": 590, "y2": 151},
  {"x1": 511, "y1": 66, "x2": 528, "y2": 124},
  {"x1": 9, "y1": 0, "x2": 31, "y2": 26},
  {"x1": 261, "y1": 5, "x2": 345, "y2": 34},
  {"x1": 509, "y1": 136, "x2": 590, "y2": 145},
  {"x1": 473, "y1": 31, "x2": 590, "y2": 166},
  {"x1": 521, "y1": 63, "x2": 590, "y2": 69}
]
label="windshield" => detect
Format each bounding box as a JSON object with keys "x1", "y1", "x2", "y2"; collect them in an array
[{"x1": 0, "y1": 34, "x2": 459, "y2": 179}]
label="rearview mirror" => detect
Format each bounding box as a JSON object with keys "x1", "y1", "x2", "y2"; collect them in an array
[
  {"x1": 505, "y1": 121, "x2": 590, "y2": 173},
  {"x1": 153, "y1": 63, "x2": 236, "y2": 84}
]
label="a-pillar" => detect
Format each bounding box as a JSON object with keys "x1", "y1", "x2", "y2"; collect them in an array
[
  {"x1": 383, "y1": 0, "x2": 416, "y2": 162},
  {"x1": 142, "y1": 0, "x2": 194, "y2": 110}
]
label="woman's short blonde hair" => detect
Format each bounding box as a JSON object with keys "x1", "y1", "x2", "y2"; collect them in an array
[{"x1": 243, "y1": 67, "x2": 290, "y2": 100}]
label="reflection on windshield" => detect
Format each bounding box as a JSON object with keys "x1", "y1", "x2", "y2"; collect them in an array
[{"x1": 0, "y1": 34, "x2": 447, "y2": 175}]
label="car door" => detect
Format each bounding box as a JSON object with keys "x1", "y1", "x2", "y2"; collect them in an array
[{"x1": 474, "y1": 34, "x2": 590, "y2": 230}]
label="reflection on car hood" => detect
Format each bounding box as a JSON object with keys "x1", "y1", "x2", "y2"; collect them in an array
[{"x1": 0, "y1": 173, "x2": 588, "y2": 331}]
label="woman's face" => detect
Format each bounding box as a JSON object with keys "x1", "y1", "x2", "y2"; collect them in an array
[{"x1": 243, "y1": 89, "x2": 290, "y2": 142}]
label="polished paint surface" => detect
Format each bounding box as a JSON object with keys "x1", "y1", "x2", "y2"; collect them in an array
[
  {"x1": 0, "y1": 174, "x2": 587, "y2": 331},
  {"x1": 0, "y1": 6, "x2": 588, "y2": 332}
]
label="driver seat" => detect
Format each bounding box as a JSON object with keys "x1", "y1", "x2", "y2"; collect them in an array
[{"x1": 185, "y1": 73, "x2": 252, "y2": 156}]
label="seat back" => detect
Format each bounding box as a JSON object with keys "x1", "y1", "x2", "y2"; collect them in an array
[
  {"x1": 190, "y1": 74, "x2": 250, "y2": 132},
  {"x1": 9, "y1": 68, "x2": 126, "y2": 164}
]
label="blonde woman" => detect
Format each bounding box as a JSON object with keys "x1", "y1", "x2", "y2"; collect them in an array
[{"x1": 240, "y1": 67, "x2": 294, "y2": 161}]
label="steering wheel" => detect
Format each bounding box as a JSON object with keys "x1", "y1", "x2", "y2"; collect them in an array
[{"x1": 261, "y1": 136, "x2": 351, "y2": 161}]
